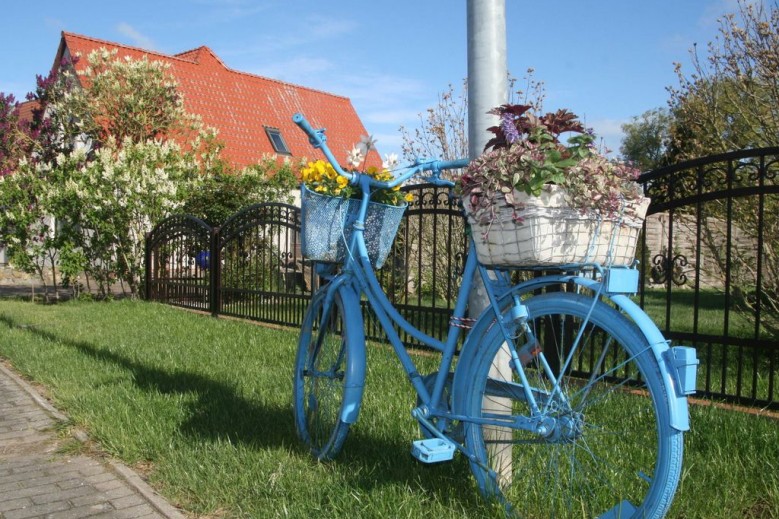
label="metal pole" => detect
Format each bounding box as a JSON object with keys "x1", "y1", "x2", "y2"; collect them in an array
[
  {"x1": 467, "y1": 0, "x2": 507, "y2": 315},
  {"x1": 467, "y1": 0, "x2": 508, "y2": 158},
  {"x1": 467, "y1": 0, "x2": 512, "y2": 486}
]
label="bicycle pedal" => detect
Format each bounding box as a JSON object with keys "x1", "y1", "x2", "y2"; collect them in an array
[{"x1": 411, "y1": 438, "x2": 455, "y2": 464}]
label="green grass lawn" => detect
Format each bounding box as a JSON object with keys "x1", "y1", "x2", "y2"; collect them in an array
[
  {"x1": 640, "y1": 288, "x2": 766, "y2": 339},
  {"x1": 0, "y1": 298, "x2": 777, "y2": 518}
]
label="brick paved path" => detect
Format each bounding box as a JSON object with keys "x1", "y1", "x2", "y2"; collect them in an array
[{"x1": 0, "y1": 363, "x2": 185, "y2": 519}]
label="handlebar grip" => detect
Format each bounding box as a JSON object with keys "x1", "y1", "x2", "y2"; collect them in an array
[
  {"x1": 293, "y1": 113, "x2": 324, "y2": 148},
  {"x1": 293, "y1": 113, "x2": 354, "y2": 182}
]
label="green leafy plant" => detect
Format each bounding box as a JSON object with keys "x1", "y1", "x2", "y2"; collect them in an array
[{"x1": 460, "y1": 104, "x2": 644, "y2": 225}]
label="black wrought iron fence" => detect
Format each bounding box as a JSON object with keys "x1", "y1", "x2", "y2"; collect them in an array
[
  {"x1": 638, "y1": 146, "x2": 779, "y2": 409},
  {"x1": 145, "y1": 184, "x2": 466, "y2": 345},
  {"x1": 145, "y1": 214, "x2": 212, "y2": 312},
  {"x1": 146, "y1": 153, "x2": 779, "y2": 410}
]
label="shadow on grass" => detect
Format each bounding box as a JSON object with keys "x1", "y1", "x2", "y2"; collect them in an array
[
  {"x1": 0, "y1": 312, "x2": 491, "y2": 512},
  {"x1": 0, "y1": 312, "x2": 292, "y2": 448}
]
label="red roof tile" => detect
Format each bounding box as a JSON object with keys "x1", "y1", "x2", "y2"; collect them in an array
[
  {"x1": 56, "y1": 32, "x2": 381, "y2": 169},
  {"x1": 17, "y1": 100, "x2": 38, "y2": 123}
]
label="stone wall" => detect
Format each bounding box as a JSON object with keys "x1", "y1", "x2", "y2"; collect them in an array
[
  {"x1": 0, "y1": 265, "x2": 56, "y2": 287},
  {"x1": 643, "y1": 212, "x2": 759, "y2": 290}
]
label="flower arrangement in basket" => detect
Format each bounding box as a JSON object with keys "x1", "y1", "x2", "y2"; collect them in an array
[
  {"x1": 460, "y1": 104, "x2": 650, "y2": 268},
  {"x1": 300, "y1": 138, "x2": 411, "y2": 268}
]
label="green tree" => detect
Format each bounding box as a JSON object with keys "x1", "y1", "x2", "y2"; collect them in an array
[
  {"x1": 182, "y1": 155, "x2": 298, "y2": 227},
  {"x1": 619, "y1": 108, "x2": 672, "y2": 172},
  {"x1": 55, "y1": 48, "x2": 204, "y2": 149},
  {"x1": 0, "y1": 94, "x2": 29, "y2": 176},
  {"x1": 0, "y1": 163, "x2": 60, "y2": 297},
  {"x1": 666, "y1": 0, "x2": 779, "y2": 333},
  {"x1": 46, "y1": 138, "x2": 202, "y2": 297},
  {"x1": 668, "y1": 1, "x2": 779, "y2": 158}
]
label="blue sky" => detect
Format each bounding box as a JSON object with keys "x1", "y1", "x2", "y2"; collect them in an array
[{"x1": 1, "y1": 0, "x2": 742, "y2": 160}]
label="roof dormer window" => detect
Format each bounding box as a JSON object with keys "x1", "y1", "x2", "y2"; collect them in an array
[{"x1": 265, "y1": 127, "x2": 291, "y2": 155}]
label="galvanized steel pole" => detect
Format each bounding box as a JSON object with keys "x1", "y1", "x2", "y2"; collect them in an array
[
  {"x1": 467, "y1": 0, "x2": 508, "y2": 158},
  {"x1": 467, "y1": 0, "x2": 511, "y2": 485},
  {"x1": 466, "y1": 0, "x2": 508, "y2": 322}
]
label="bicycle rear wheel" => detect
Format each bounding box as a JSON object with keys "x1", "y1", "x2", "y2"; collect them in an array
[
  {"x1": 462, "y1": 292, "x2": 683, "y2": 519},
  {"x1": 293, "y1": 287, "x2": 363, "y2": 460}
]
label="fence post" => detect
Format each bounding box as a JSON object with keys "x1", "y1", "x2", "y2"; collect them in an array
[
  {"x1": 210, "y1": 226, "x2": 221, "y2": 317},
  {"x1": 144, "y1": 231, "x2": 152, "y2": 301}
]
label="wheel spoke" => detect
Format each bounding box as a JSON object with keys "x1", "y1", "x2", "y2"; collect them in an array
[
  {"x1": 293, "y1": 289, "x2": 357, "y2": 460},
  {"x1": 463, "y1": 292, "x2": 683, "y2": 518}
]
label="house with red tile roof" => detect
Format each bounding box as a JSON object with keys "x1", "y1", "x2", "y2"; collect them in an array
[{"x1": 52, "y1": 31, "x2": 379, "y2": 169}]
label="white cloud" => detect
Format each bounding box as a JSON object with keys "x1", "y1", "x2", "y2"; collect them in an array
[
  {"x1": 221, "y1": 14, "x2": 356, "y2": 59},
  {"x1": 334, "y1": 73, "x2": 428, "y2": 105},
  {"x1": 304, "y1": 15, "x2": 358, "y2": 40},
  {"x1": 362, "y1": 108, "x2": 427, "y2": 126},
  {"x1": 44, "y1": 17, "x2": 65, "y2": 30},
  {"x1": 197, "y1": 4, "x2": 274, "y2": 25},
  {"x1": 251, "y1": 57, "x2": 334, "y2": 83},
  {"x1": 116, "y1": 23, "x2": 157, "y2": 50},
  {"x1": 588, "y1": 118, "x2": 628, "y2": 156},
  {"x1": 660, "y1": 33, "x2": 698, "y2": 56},
  {"x1": 371, "y1": 132, "x2": 404, "y2": 153},
  {"x1": 699, "y1": 0, "x2": 741, "y2": 28}
]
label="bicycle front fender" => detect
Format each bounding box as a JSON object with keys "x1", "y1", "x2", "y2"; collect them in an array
[
  {"x1": 323, "y1": 283, "x2": 367, "y2": 424},
  {"x1": 340, "y1": 285, "x2": 367, "y2": 424}
]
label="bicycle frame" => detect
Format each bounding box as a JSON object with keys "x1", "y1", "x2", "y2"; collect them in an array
[{"x1": 317, "y1": 172, "x2": 477, "y2": 420}]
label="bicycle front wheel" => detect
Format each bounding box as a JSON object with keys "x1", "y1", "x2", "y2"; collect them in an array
[
  {"x1": 462, "y1": 292, "x2": 683, "y2": 519},
  {"x1": 293, "y1": 287, "x2": 363, "y2": 460}
]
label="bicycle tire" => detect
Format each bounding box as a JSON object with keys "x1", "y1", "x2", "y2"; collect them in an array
[
  {"x1": 461, "y1": 292, "x2": 683, "y2": 519},
  {"x1": 293, "y1": 287, "x2": 362, "y2": 460}
]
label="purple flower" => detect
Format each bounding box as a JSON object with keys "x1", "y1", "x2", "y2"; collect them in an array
[{"x1": 501, "y1": 113, "x2": 521, "y2": 144}]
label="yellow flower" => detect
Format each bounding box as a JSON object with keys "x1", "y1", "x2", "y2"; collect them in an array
[
  {"x1": 314, "y1": 161, "x2": 327, "y2": 179},
  {"x1": 336, "y1": 176, "x2": 348, "y2": 188},
  {"x1": 405, "y1": 193, "x2": 414, "y2": 202}
]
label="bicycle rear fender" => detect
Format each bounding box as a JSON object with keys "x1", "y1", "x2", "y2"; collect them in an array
[{"x1": 453, "y1": 275, "x2": 693, "y2": 432}]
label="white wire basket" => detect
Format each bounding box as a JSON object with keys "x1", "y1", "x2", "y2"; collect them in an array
[{"x1": 464, "y1": 185, "x2": 650, "y2": 268}]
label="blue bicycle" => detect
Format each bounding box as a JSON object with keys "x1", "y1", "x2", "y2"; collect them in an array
[{"x1": 292, "y1": 113, "x2": 697, "y2": 518}]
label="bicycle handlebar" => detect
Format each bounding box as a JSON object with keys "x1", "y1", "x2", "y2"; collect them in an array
[{"x1": 293, "y1": 112, "x2": 467, "y2": 189}]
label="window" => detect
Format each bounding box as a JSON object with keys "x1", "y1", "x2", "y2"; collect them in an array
[{"x1": 265, "y1": 127, "x2": 291, "y2": 155}]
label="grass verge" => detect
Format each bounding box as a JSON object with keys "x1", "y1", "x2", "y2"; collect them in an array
[{"x1": 0, "y1": 298, "x2": 777, "y2": 518}]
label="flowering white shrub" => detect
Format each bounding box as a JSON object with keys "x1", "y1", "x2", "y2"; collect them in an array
[{"x1": 42, "y1": 137, "x2": 200, "y2": 296}]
